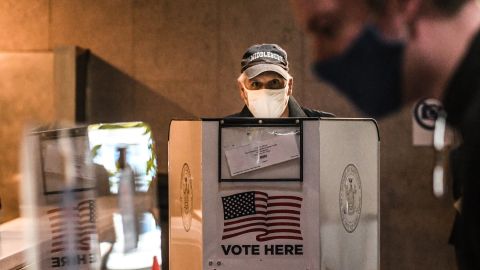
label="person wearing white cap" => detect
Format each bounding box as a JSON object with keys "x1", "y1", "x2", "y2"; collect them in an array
[{"x1": 228, "y1": 43, "x2": 334, "y2": 118}]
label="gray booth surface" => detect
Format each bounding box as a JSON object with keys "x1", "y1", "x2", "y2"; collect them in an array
[{"x1": 168, "y1": 118, "x2": 379, "y2": 270}]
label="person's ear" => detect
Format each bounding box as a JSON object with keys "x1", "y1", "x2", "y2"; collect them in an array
[
  {"x1": 287, "y1": 78, "x2": 293, "y2": 96},
  {"x1": 396, "y1": 0, "x2": 423, "y2": 38},
  {"x1": 403, "y1": 0, "x2": 422, "y2": 22},
  {"x1": 238, "y1": 81, "x2": 248, "y2": 105}
]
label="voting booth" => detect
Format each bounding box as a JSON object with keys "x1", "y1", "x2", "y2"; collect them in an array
[{"x1": 168, "y1": 118, "x2": 379, "y2": 270}]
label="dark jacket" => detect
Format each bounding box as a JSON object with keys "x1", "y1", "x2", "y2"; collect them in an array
[
  {"x1": 444, "y1": 28, "x2": 480, "y2": 270},
  {"x1": 227, "y1": 96, "x2": 334, "y2": 118}
]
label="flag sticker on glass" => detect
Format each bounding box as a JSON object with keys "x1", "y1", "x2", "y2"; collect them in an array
[
  {"x1": 47, "y1": 199, "x2": 97, "y2": 253},
  {"x1": 221, "y1": 191, "x2": 303, "y2": 241},
  {"x1": 224, "y1": 134, "x2": 299, "y2": 176}
]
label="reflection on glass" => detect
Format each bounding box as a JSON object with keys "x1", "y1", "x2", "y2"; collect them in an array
[
  {"x1": 88, "y1": 122, "x2": 157, "y2": 193},
  {"x1": 87, "y1": 122, "x2": 160, "y2": 270},
  {"x1": 106, "y1": 212, "x2": 161, "y2": 270}
]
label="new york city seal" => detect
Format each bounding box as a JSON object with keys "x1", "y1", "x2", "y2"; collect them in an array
[
  {"x1": 339, "y1": 164, "x2": 362, "y2": 233},
  {"x1": 180, "y1": 163, "x2": 193, "y2": 232}
]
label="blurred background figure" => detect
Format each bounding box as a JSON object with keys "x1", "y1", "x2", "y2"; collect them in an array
[
  {"x1": 290, "y1": 0, "x2": 409, "y2": 118},
  {"x1": 291, "y1": 0, "x2": 480, "y2": 269},
  {"x1": 88, "y1": 123, "x2": 161, "y2": 270},
  {"x1": 116, "y1": 146, "x2": 139, "y2": 253}
]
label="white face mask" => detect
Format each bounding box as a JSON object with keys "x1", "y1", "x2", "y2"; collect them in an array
[{"x1": 244, "y1": 86, "x2": 289, "y2": 118}]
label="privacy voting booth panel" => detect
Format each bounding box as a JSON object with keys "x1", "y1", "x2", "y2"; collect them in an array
[
  {"x1": 23, "y1": 127, "x2": 100, "y2": 270},
  {"x1": 168, "y1": 118, "x2": 379, "y2": 270}
]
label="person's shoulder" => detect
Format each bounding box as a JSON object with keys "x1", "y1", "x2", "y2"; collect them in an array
[
  {"x1": 225, "y1": 106, "x2": 253, "y2": 118},
  {"x1": 225, "y1": 112, "x2": 243, "y2": 118},
  {"x1": 302, "y1": 107, "x2": 336, "y2": 118}
]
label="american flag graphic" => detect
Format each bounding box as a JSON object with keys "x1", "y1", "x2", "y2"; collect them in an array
[
  {"x1": 47, "y1": 200, "x2": 97, "y2": 253},
  {"x1": 222, "y1": 191, "x2": 303, "y2": 241}
]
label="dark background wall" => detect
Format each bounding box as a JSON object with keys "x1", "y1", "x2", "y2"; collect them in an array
[{"x1": 0, "y1": 0, "x2": 456, "y2": 269}]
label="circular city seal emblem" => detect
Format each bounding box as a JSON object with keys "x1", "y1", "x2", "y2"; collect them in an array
[
  {"x1": 180, "y1": 163, "x2": 193, "y2": 232},
  {"x1": 339, "y1": 164, "x2": 362, "y2": 233}
]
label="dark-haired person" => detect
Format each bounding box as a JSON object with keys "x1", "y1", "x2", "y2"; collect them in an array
[{"x1": 292, "y1": 0, "x2": 480, "y2": 268}]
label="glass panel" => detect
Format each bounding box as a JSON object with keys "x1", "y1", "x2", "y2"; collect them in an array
[{"x1": 87, "y1": 122, "x2": 157, "y2": 194}]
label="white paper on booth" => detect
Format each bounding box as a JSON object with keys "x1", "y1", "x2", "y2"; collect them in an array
[{"x1": 224, "y1": 134, "x2": 299, "y2": 176}]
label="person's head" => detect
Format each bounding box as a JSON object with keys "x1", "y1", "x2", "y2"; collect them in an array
[
  {"x1": 292, "y1": 0, "x2": 477, "y2": 118},
  {"x1": 237, "y1": 44, "x2": 294, "y2": 118}
]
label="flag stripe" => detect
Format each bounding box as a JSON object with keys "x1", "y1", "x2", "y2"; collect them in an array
[
  {"x1": 257, "y1": 235, "x2": 303, "y2": 241},
  {"x1": 269, "y1": 196, "x2": 302, "y2": 201},
  {"x1": 51, "y1": 246, "x2": 91, "y2": 253},
  {"x1": 261, "y1": 229, "x2": 301, "y2": 234},
  {"x1": 265, "y1": 209, "x2": 300, "y2": 215},
  {"x1": 264, "y1": 222, "x2": 300, "y2": 227},
  {"x1": 223, "y1": 228, "x2": 267, "y2": 240},
  {"x1": 267, "y1": 202, "x2": 301, "y2": 208},
  {"x1": 47, "y1": 199, "x2": 97, "y2": 253},
  {"x1": 224, "y1": 216, "x2": 266, "y2": 225},
  {"x1": 223, "y1": 222, "x2": 266, "y2": 232}
]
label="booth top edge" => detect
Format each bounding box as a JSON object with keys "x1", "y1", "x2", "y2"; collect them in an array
[
  {"x1": 319, "y1": 117, "x2": 380, "y2": 141},
  {"x1": 169, "y1": 117, "x2": 380, "y2": 142}
]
